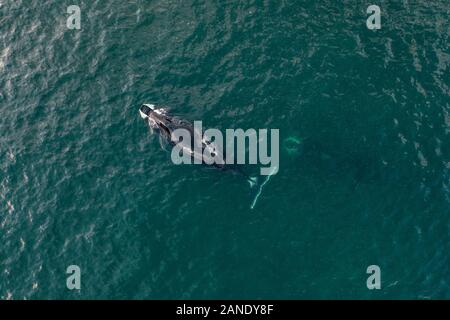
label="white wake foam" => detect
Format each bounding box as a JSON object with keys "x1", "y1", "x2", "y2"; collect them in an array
[{"x1": 250, "y1": 166, "x2": 278, "y2": 210}]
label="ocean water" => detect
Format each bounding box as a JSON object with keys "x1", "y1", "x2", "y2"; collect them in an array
[{"x1": 0, "y1": 0, "x2": 449, "y2": 299}]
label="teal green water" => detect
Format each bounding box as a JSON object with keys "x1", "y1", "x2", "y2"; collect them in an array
[{"x1": 0, "y1": 0, "x2": 449, "y2": 299}]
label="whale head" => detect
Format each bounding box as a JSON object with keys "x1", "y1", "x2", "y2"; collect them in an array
[
  {"x1": 139, "y1": 103, "x2": 173, "y2": 137},
  {"x1": 139, "y1": 104, "x2": 155, "y2": 119}
]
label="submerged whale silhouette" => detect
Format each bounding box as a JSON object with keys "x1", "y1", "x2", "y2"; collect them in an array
[{"x1": 139, "y1": 103, "x2": 277, "y2": 208}]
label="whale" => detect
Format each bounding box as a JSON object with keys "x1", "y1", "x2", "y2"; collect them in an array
[
  {"x1": 139, "y1": 104, "x2": 226, "y2": 169},
  {"x1": 139, "y1": 103, "x2": 278, "y2": 209}
]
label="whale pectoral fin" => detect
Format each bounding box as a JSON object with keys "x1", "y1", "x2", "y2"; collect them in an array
[{"x1": 159, "y1": 135, "x2": 168, "y2": 151}]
